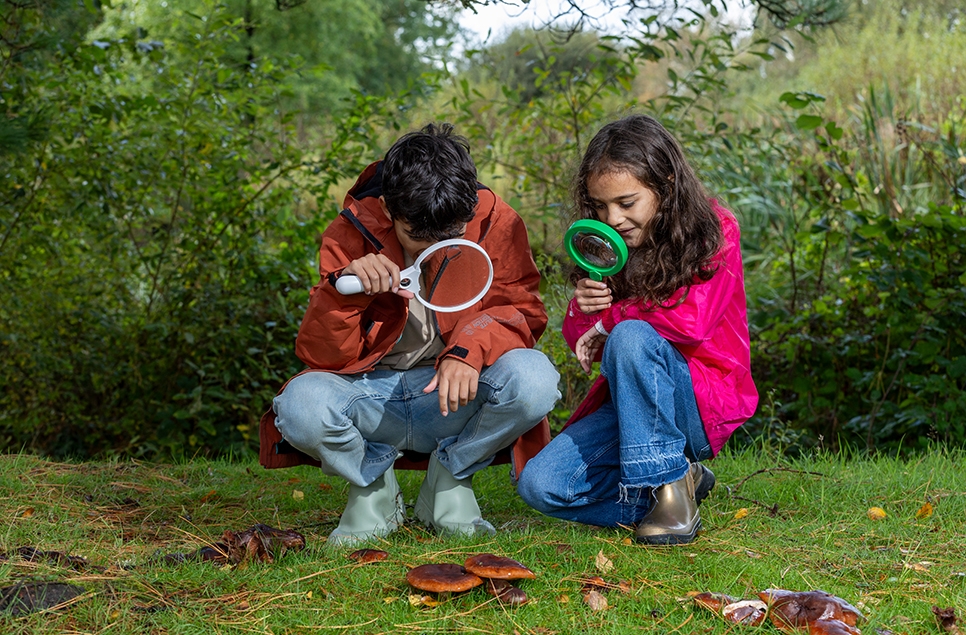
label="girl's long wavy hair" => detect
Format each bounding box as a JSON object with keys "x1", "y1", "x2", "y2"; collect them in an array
[{"x1": 571, "y1": 114, "x2": 722, "y2": 306}]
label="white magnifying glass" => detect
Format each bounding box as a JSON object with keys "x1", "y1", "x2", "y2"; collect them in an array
[{"x1": 334, "y1": 238, "x2": 494, "y2": 313}]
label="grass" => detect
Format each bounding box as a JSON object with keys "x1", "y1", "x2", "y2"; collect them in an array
[{"x1": 1, "y1": 445, "x2": 964, "y2": 634}]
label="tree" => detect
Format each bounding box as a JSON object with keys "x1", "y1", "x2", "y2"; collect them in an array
[{"x1": 92, "y1": 0, "x2": 461, "y2": 116}]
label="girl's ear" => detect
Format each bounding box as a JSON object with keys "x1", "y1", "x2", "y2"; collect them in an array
[{"x1": 379, "y1": 196, "x2": 392, "y2": 220}]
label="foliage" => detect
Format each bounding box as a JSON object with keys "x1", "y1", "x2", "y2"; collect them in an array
[
  {"x1": 91, "y1": 0, "x2": 459, "y2": 117},
  {"x1": 1, "y1": 448, "x2": 964, "y2": 632},
  {"x1": 0, "y1": 0, "x2": 420, "y2": 459},
  {"x1": 734, "y1": 89, "x2": 966, "y2": 452}
]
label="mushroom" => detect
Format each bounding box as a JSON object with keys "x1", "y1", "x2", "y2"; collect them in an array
[
  {"x1": 484, "y1": 578, "x2": 528, "y2": 606},
  {"x1": 807, "y1": 618, "x2": 862, "y2": 635},
  {"x1": 692, "y1": 591, "x2": 739, "y2": 615},
  {"x1": 463, "y1": 554, "x2": 536, "y2": 580},
  {"x1": 721, "y1": 599, "x2": 768, "y2": 626},
  {"x1": 760, "y1": 589, "x2": 864, "y2": 630},
  {"x1": 406, "y1": 564, "x2": 483, "y2": 594}
]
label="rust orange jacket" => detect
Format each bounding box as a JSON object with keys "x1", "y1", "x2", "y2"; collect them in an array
[{"x1": 259, "y1": 161, "x2": 550, "y2": 471}]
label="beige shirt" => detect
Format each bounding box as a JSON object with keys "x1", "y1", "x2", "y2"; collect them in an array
[{"x1": 376, "y1": 256, "x2": 445, "y2": 371}]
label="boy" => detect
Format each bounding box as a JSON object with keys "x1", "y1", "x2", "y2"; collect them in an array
[{"x1": 260, "y1": 123, "x2": 559, "y2": 545}]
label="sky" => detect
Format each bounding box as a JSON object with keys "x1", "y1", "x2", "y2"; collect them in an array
[
  {"x1": 458, "y1": 1, "x2": 626, "y2": 44},
  {"x1": 458, "y1": 1, "x2": 756, "y2": 45}
]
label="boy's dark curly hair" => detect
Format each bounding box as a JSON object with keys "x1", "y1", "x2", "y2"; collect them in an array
[
  {"x1": 572, "y1": 114, "x2": 722, "y2": 306},
  {"x1": 381, "y1": 123, "x2": 478, "y2": 242}
]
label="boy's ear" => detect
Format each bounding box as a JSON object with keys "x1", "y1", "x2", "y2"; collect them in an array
[{"x1": 379, "y1": 196, "x2": 392, "y2": 220}]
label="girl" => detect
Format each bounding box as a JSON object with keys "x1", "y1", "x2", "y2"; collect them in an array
[{"x1": 517, "y1": 114, "x2": 758, "y2": 545}]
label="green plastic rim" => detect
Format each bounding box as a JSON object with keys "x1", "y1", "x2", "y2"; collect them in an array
[{"x1": 564, "y1": 219, "x2": 629, "y2": 281}]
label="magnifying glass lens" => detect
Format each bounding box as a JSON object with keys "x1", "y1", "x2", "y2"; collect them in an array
[
  {"x1": 573, "y1": 232, "x2": 619, "y2": 268},
  {"x1": 419, "y1": 245, "x2": 491, "y2": 309}
]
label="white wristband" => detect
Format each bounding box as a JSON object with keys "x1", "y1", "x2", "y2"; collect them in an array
[{"x1": 594, "y1": 321, "x2": 609, "y2": 336}]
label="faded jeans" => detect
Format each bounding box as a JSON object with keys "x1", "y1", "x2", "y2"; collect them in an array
[
  {"x1": 517, "y1": 321, "x2": 711, "y2": 528},
  {"x1": 273, "y1": 348, "x2": 560, "y2": 487}
]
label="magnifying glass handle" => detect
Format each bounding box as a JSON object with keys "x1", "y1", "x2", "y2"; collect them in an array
[
  {"x1": 335, "y1": 264, "x2": 420, "y2": 295},
  {"x1": 334, "y1": 275, "x2": 365, "y2": 295}
]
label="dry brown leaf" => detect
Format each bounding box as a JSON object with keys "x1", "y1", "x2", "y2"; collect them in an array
[
  {"x1": 583, "y1": 590, "x2": 608, "y2": 611},
  {"x1": 595, "y1": 550, "x2": 613, "y2": 574}
]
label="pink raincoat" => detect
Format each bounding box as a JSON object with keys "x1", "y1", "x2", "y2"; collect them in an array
[{"x1": 561, "y1": 201, "x2": 758, "y2": 455}]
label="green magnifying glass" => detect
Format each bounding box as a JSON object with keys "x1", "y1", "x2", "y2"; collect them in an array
[{"x1": 564, "y1": 219, "x2": 629, "y2": 281}]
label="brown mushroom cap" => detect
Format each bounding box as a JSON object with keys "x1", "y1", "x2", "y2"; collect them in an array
[
  {"x1": 485, "y1": 578, "x2": 528, "y2": 606},
  {"x1": 406, "y1": 563, "x2": 483, "y2": 593},
  {"x1": 463, "y1": 554, "x2": 536, "y2": 580}
]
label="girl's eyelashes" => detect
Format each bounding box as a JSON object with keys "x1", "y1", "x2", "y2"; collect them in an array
[{"x1": 619, "y1": 201, "x2": 636, "y2": 209}]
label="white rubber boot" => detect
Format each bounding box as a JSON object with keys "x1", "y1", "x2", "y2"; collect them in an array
[
  {"x1": 327, "y1": 468, "x2": 405, "y2": 547},
  {"x1": 414, "y1": 454, "x2": 495, "y2": 537}
]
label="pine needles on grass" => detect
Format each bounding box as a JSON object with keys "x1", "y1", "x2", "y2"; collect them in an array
[{"x1": 1, "y1": 446, "x2": 963, "y2": 634}]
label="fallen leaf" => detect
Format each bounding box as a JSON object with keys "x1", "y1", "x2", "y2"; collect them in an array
[
  {"x1": 557, "y1": 594, "x2": 570, "y2": 604},
  {"x1": 867, "y1": 507, "x2": 887, "y2": 520},
  {"x1": 621, "y1": 537, "x2": 633, "y2": 546},
  {"x1": 199, "y1": 490, "x2": 217, "y2": 503},
  {"x1": 595, "y1": 550, "x2": 613, "y2": 574},
  {"x1": 383, "y1": 596, "x2": 396, "y2": 604},
  {"x1": 583, "y1": 590, "x2": 608, "y2": 611},
  {"x1": 409, "y1": 594, "x2": 440, "y2": 608},
  {"x1": 915, "y1": 501, "x2": 933, "y2": 520},
  {"x1": 734, "y1": 508, "x2": 750, "y2": 519},
  {"x1": 20, "y1": 508, "x2": 34, "y2": 518},
  {"x1": 292, "y1": 489, "x2": 304, "y2": 501},
  {"x1": 933, "y1": 606, "x2": 961, "y2": 635},
  {"x1": 904, "y1": 562, "x2": 933, "y2": 572}
]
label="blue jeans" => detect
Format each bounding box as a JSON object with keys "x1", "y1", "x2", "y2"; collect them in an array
[
  {"x1": 273, "y1": 348, "x2": 559, "y2": 487},
  {"x1": 517, "y1": 321, "x2": 711, "y2": 528}
]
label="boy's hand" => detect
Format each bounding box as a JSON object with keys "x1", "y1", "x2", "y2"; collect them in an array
[
  {"x1": 575, "y1": 278, "x2": 612, "y2": 314},
  {"x1": 342, "y1": 254, "x2": 415, "y2": 298},
  {"x1": 575, "y1": 325, "x2": 608, "y2": 373},
  {"x1": 423, "y1": 358, "x2": 479, "y2": 416}
]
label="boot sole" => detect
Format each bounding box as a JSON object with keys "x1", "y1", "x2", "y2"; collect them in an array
[{"x1": 635, "y1": 519, "x2": 702, "y2": 546}]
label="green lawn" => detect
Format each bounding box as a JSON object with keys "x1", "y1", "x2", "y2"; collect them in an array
[{"x1": 1, "y1": 445, "x2": 963, "y2": 634}]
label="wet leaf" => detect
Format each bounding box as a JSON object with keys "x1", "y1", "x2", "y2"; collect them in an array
[
  {"x1": 932, "y1": 607, "x2": 960, "y2": 634},
  {"x1": 348, "y1": 549, "x2": 389, "y2": 564},
  {"x1": 0, "y1": 582, "x2": 86, "y2": 616},
  {"x1": 915, "y1": 502, "x2": 933, "y2": 519},
  {"x1": 594, "y1": 550, "x2": 613, "y2": 574},
  {"x1": 867, "y1": 507, "x2": 887, "y2": 520}
]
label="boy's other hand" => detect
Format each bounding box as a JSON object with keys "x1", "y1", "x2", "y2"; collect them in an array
[
  {"x1": 575, "y1": 278, "x2": 612, "y2": 314},
  {"x1": 343, "y1": 253, "x2": 414, "y2": 298},
  {"x1": 423, "y1": 358, "x2": 479, "y2": 416}
]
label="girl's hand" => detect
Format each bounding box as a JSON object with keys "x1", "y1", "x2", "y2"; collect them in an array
[
  {"x1": 575, "y1": 324, "x2": 608, "y2": 373},
  {"x1": 574, "y1": 278, "x2": 612, "y2": 314}
]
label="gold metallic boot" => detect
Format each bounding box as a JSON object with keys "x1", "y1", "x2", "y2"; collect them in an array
[{"x1": 635, "y1": 462, "x2": 714, "y2": 545}]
